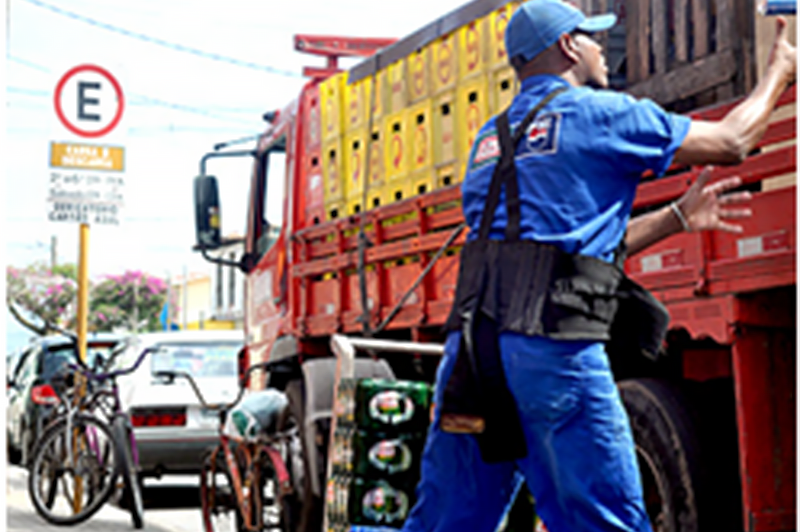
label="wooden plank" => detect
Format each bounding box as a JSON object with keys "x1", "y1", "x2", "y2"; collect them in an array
[
  {"x1": 675, "y1": 0, "x2": 689, "y2": 63},
  {"x1": 627, "y1": 48, "x2": 736, "y2": 105},
  {"x1": 692, "y1": 0, "x2": 710, "y2": 59},
  {"x1": 625, "y1": 0, "x2": 651, "y2": 84},
  {"x1": 715, "y1": 0, "x2": 734, "y2": 51},
  {"x1": 651, "y1": 0, "x2": 669, "y2": 73}
]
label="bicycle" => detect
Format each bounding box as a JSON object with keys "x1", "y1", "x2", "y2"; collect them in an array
[
  {"x1": 155, "y1": 362, "x2": 300, "y2": 532},
  {"x1": 27, "y1": 341, "x2": 150, "y2": 528}
]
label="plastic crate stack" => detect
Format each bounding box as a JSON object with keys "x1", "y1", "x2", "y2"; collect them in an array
[{"x1": 326, "y1": 377, "x2": 432, "y2": 531}]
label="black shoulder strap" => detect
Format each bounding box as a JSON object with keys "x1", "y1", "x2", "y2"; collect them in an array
[{"x1": 477, "y1": 87, "x2": 568, "y2": 242}]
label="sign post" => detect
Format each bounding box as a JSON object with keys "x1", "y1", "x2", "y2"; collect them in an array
[{"x1": 50, "y1": 64, "x2": 125, "y2": 514}]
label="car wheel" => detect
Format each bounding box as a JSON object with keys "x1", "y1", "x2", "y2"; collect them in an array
[{"x1": 7, "y1": 430, "x2": 22, "y2": 465}]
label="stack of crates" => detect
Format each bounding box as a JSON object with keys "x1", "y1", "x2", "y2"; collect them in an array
[
  {"x1": 321, "y1": 72, "x2": 347, "y2": 220},
  {"x1": 303, "y1": 85, "x2": 326, "y2": 225},
  {"x1": 326, "y1": 378, "x2": 433, "y2": 531},
  {"x1": 486, "y1": 3, "x2": 520, "y2": 118}
]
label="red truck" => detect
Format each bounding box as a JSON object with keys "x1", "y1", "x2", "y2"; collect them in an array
[{"x1": 192, "y1": 1, "x2": 796, "y2": 531}]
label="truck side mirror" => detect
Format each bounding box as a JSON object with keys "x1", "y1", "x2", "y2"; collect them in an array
[{"x1": 194, "y1": 175, "x2": 222, "y2": 250}]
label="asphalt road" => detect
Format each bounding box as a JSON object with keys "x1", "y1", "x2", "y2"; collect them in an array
[{"x1": 6, "y1": 465, "x2": 206, "y2": 532}]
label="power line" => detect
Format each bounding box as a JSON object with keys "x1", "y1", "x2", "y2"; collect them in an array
[{"x1": 20, "y1": 0, "x2": 304, "y2": 78}]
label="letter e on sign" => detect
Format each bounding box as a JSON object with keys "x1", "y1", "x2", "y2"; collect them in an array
[{"x1": 54, "y1": 65, "x2": 124, "y2": 138}]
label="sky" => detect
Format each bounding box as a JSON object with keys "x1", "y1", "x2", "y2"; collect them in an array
[{"x1": 3, "y1": 0, "x2": 469, "y2": 351}]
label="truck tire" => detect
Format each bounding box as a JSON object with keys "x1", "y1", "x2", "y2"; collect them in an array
[
  {"x1": 618, "y1": 378, "x2": 705, "y2": 532},
  {"x1": 284, "y1": 357, "x2": 395, "y2": 532}
]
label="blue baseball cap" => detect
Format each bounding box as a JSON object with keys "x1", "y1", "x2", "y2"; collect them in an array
[{"x1": 506, "y1": 0, "x2": 617, "y2": 64}]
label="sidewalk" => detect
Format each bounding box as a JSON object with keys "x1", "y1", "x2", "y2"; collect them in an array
[{"x1": 5, "y1": 465, "x2": 203, "y2": 532}]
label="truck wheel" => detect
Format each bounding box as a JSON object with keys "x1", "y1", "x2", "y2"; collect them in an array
[
  {"x1": 618, "y1": 378, "x2": 704, "y2": 532},
  {"x1": 284, "y1": 357, "x2": 395, "y2": 531},
  {"x1": 284, "y1": 379, "x2": 324, "y2": 532}
]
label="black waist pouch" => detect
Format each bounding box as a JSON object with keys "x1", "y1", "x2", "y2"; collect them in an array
[
  {"x1": 606, "y1": 275, "x2": 670, "y2": 361},
  {"x1": 440, "y1": 312, "x2": 528, "y2": 463}
]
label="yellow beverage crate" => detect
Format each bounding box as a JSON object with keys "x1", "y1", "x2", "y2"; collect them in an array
[
  {"x1": 367, "y1": 69, "x2": 386, "y2": 123},
  {"x1": 435, "y1": 162, "x2": 461, "y2": 188},
  {"x1": 343, "y1": 129, "x2": 367, "y2": 201},
  {"x1": 410, "y1": 169, "x2": 435, "y2": 197},
  {"x1": 383, "y1": 110, "x2": 409, "y2": 183},
  {"x1": 487, "y1": 2, "x2": 518, "y2": 69},
  {"x1": 320, "y1": 73, "x2": 345, "y2": 142},
  {"x1": 325, "y1": 199, "x2": 344, "y2": 221},
  {"x1": 456, "y1": 75, "x2": 490, "y2": 164},
  {"x1": 406, "y1": 99, "x2": 433, "y2": 174},
  {"x1": 366, "y1": 123, "x2": 385, "y2": 190},
  {"x1": 458, "y1": 17, "x2": 488, "y2": 81},
  {"x1": 432, "y1": 90, "x2": 458, "y2": 166},
  {"x1": 383, "y1": 179, "x2": 412, "y2": 206},
  {"x1": 431, "y1": 31, "x2": 459, "y2": 94},
  {"x1": 347, "y1": 183, "x2": 383, "y2": 214},
  {"x1": 407, "y1": 45, "x2": 432, "y2": 103},
  {"x1": 489, "y1": 65, "x2": 518, "y2": 114},
  {"x1": 387, "y1": 59, "x2": 408, "y2": 114},
  {"x1": 344, "y1": 74, "x2": 384, "y2": 132},
  {"x1": 322, "y1": 137, "x2": 345, "y2": 204},
  {"x1": 343, "y1": 77, "x2": 365, "y2": 132}
]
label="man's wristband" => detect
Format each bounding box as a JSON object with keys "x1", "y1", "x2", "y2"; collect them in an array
[{"x1": 670, "y1": 202, "x2": 692, "y2": 232}]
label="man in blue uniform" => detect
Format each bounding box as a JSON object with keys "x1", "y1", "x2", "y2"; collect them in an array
[{"x1": 401, "y1": 0, "x2": 796, "y2": 531}]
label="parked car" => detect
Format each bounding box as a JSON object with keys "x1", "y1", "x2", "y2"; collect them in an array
[
  {"x1": 110, "y1": 330, "x2": 244, "y2": 478},
  {"x1": 6, "y1": 333, "x2": 124, "y2": 466}
]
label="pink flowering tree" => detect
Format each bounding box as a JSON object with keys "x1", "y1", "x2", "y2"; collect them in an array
[
  {"x1": 6, "y1": 264, "x2": 177, "y2": 335},
  {"x1": 6, "y1": 263, "x2": 78, "y2": 335},
  {"x1": 90, "y1": 271, "x2": 175, "y2": 332}
]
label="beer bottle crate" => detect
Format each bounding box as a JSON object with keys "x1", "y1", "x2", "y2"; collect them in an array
[
  {"x1": 344, "y1": 74, "x2": 385, "y2": 132},
  {"x1": 344, "y1": 129, "x2": 367, "y2": 201},
  {"x1": 323, "y1": 136, "x2": 345, "y2": 205},
  {"x1": 348, "y1": 477, "x2": 415, "y2": 528},
  {"x1": 386, "y1": 59, "x2": 408, "y2": 114},
  {"x1": 489, "y1": 65, "x2": 518, "y2": 115},
  {"x1": 351, "y1": 429, "x2": 425, "y2": 481},
  {"x1": 383, "y1": 110, "x2": 409, "y2": 184},
  {"x1": 487, "y1": 2, "x2": 518, "y2": 70},
  {"x1": 434, "y1": 161, "x2": 461, "y2": 189},
  {"x1": 455, "y1": 74, "x2": 490, "y2": 167},
  {"x1": 410, "y1": 169, "x2": 434, "y2": 198},
  {"x1": 432, "y1": 90, "x2": 458, "y2": 166},
  {"x1": 406, "y1": 99, "x2": 433, "y2": 175},
  {"x1": 430, "y1": 31, "x2": 459, "y2": 94},
  {"x1": 406, "y1": 45, "x2": 432, "y2": 104},
  {"x1": 457, "y1": 16, "x2": 489, "y2": 81},
  {"x1": 354, "y1": 378, "x2": 432, "y2": 434},
  {"x1": 320, "y1": 72, "x2": 346, "y2": 142}
]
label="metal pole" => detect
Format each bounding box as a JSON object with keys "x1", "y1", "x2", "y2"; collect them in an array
[
  {"x1": 50, "y1": 235, "x2": 57, "y2": 270},
  {"x1": 74, "y1": 222, "x2": 90, "y2": 513}
]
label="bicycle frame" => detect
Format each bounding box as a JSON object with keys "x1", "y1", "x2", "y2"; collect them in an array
[{"x1": 158, "y1": 363, "x2": 293, "y2": 532}]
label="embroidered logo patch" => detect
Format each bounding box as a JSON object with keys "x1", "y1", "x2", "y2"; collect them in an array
[
  {"x1": 523, "y1": 113, "x2": 561, "y2": 156},
  {"x1": 470, "y1": 133, "x2": 500, "y2": 170}
]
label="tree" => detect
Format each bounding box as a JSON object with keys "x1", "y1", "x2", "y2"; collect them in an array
[
  {"x1": 6, "y1": 263, "x2": 176, "y2": 336},
  {"x1": 6, "y1": 263, "x2": 78, "y2": 336},
  {"x1": 90, "y1": 271, "x2": 171, "y2": 333}
]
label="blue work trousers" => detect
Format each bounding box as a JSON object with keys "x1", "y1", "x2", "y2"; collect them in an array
[{"x1": 402, "y1": 331, "x2": 652, "y2": 532}]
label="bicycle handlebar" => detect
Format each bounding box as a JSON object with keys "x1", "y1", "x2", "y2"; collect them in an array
[
  {"x1": 66, "y1": 345, "x2": 153, "y2": 382},
  {"x1": 154, "y1": 361, "x2": 271, "y2": 412}
]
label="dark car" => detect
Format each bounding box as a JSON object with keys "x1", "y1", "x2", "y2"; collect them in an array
[{"x1": 6, "y1": 333, "x2": 123, "y2": 466}]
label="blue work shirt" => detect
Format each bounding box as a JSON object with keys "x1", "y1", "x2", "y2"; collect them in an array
[{"x1": 462, "y1": 75, "x2": 691, "y2": 263}]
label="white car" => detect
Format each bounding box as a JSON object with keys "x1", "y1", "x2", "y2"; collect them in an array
[{"x1": 111, "y1": 330, "x2": 244, "y2": 478}]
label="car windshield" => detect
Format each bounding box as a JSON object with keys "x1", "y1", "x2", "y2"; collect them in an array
[
  {"x1": 39, "y1": 343, "x2": 117, "y2": 380},
  {"x1": 150, "y1": 342, "x2": 239, "y2": 378}
]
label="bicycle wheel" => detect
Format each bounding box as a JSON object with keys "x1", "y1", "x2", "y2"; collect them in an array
[
  {"x1": 27, "y1": 413, "x2": 118, "y2": 526},
  {"x1": 255, "y1": 445, "x2": 298, "y2": 532},
  {"x1": 200, "y1": 447, "x2": 242, "y2": 532},
  {"x1": 112, "y1": 415, "x2": 145, "y2": 529}
]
